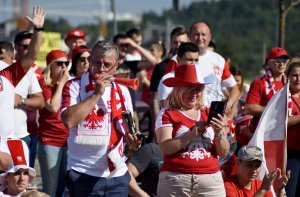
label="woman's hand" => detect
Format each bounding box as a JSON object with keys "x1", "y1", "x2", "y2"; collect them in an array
[{"x1": 210, "y1": 114, "x2": 228, "y2": 136}]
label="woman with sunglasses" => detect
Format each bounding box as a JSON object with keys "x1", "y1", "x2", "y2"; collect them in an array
[
  {"x1": 37, "y1": 50, "x2": 70, "y2": 197},
  {"x1": 69, "y1": 45, "x2": 90, "y2": 78},
  {"x1": 155, "y1": 64, "x2": 230, "y2": 197}
]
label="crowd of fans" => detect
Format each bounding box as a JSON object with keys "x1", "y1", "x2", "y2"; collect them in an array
[{"x1": 0, "y1": 5, "x2": 300, "y2": 197}]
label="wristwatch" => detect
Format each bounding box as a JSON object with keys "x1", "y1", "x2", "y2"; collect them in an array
[{"x1": 21, "y1": 98, "x2": 27, "y2": 108}]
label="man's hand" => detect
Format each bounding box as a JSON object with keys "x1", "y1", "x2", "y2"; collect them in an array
[
  {"x1": 261, "y1": 170, "x2": 278, "y2": 191},
  {"x1": 277, "y1": 168, "x2": 291, "y2": 191},
  {"x1": 124, "y1": 132, "x2": 142, "y2": 150},
  {"x1": 26, "y1": 5, "x2": 46, "y2": 28},
  {"x1": 94, "y1": 73, "x2": 112, "y2": 96}
]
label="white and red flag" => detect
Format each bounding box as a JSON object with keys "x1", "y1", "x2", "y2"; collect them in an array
[{"x1": 248, "y1": 83, "x2": 289, "y2": 195}]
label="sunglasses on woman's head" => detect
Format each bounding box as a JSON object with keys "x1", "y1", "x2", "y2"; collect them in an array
[{"x1": 55, "y1": 61, "x2": 70, "y2": 66}]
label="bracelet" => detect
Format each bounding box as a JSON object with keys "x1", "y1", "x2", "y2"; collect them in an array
[
  {"x1": 227, "y1": 100, "x2": 233, "y2": 109},
  {"x1": 215, "y1": 131, "x2": 225, "y2": 140},
  {"x1": 34, "y1": 27, "x2": 44, "y2": 31}
]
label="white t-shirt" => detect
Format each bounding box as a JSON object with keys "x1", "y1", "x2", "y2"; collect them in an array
[
  {"x1": 14, "y1": 69, "x2": 42, "y2": 138},
  {"x1": 168, "y1": 50, "x2": 236, "y2": 107},
  {"x1": 0, "y1": 62, "x2": 26, "y2": 139},
  {"x1": 61, "y1": 72, "x2": 133, "y2": 178}
]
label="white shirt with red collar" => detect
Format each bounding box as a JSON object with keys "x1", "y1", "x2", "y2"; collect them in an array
[
  {"x1": 61, "y1": 72, "x2": 133, "y2": 178},
  {"x1": 0, "y1": 62, "x2": 25, "y2": 139}
]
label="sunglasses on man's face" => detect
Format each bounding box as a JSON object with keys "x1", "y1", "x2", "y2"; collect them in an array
[
  {"x1": 270, "y1": 58, "x2": 289, "y2": 64},
  {"x1": 55, "y1": 61, "x2": 70, "y2": 66},
  {"x1": 17, "y1": 44, "x2": 29, "y2": 50},
  {"x1": 79, "y1": 56, "x2": 90, "y2": 63}
]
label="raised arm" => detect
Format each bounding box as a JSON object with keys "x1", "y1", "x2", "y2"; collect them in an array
[{"x1": 22, "y1": 6, "x2": 46, "y2": 72}]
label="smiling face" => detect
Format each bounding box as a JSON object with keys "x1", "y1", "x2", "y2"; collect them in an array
[
  {"x1": 190, "y1": 22, "x2": 211, "y2": 52},
  {"x1": 180, "y1": 86, "x2": 204, "y2": 109},
  {"x1": 5, "y1": 169, "x2": 30, "y2": 195},
  {"x1": 288, "y1": 66, "x2": 300, "y2": 94},
  {"x1": 268, "y1": 58, "x2": 288, "y2": 76}
]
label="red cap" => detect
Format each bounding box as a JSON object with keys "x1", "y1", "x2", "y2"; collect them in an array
[
  {"x1": 46, "y1": 50, "x2": 67, "y2": 66},
  {"x1": 163, "y1": 64, "x2": 215, "y2": 87},
  {"x1": 266, "y1": 47, "x2": 289, "y2": 62},
  {"x1": 64, "y1": 29, "x2": 86, "y2": 44},
  {"x1": 71, "y1": 45, "x2": 90, "y2": 60}
]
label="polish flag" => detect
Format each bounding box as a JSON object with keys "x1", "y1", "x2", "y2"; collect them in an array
[{"x1": 248, "y1": 83, "x2": 289, "y2": 195}]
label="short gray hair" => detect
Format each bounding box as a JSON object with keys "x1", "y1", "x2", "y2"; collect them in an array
[{"x1": 91, "y1": 40, "x2": 119, "y2": 60}]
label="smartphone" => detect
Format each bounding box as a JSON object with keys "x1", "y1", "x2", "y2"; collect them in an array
[{"x1": 207, "y1": 100, "x2": 227, "y2": 124}]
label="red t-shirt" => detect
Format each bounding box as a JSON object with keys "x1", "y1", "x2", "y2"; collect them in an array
[
  {"x1": 224, "y1": 175, "x2": 273, "y2": 197},
  {"x1": 287, "y1": 96, "x2": 300, "y2": 150},
  {"x1": 38, "y1": 78, "x2": 69, "y2": 147},
  {"x1": 246, "y1": 76, "x2": 284, "y2": 128},
  {"x1": 156, "y1": 107, "x2": 220, "y2": 174}
]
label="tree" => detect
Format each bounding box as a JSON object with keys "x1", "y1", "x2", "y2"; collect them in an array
[{"x1": 278, "y1": 0, "x2": 300, "y2": 47}]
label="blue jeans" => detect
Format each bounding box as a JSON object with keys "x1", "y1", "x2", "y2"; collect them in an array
[
  {"x1": 66, "y1": 169, "x2": 130, "y2": 197},
  {"x1": 29, "y1": 135, "x2": 38, "y2": 168},
  {"x1": 38, "y1": 142, "x2": 67, "y2": 197},
  {"x1": 286, "y1": 158, "x2": 300, "y2": 197},
  {"x1": 21, "y1": 135, "x2": 31, "y2": 149}
]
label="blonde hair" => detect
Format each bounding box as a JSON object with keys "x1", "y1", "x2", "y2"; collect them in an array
[
  {"x1": 286, "y1": 57, "x2": 300, "y2": 77},
  {"x1": 43, "y1": 63, "x2": 54, "y2": 86},
  {"x1": 21, "y1": 190, "x2": 50, "y2": 197},
  {"x1": 165, "y1": 86, "x2": 204, "y2": 110}
]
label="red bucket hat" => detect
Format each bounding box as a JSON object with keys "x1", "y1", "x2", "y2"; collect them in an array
[
  {"x1": 64, "y1": 29, "x2": 86, "y2": 45},
  {"x1": 71, "y1": 45, "x2": 90, "y2": 60},
  {"x1": 46, "y1": 50, "x2": 67, "y2": 66},
  {"x1": 163, "y1": 64, "x2": 215, "y2": 87},
  {"x1": 266, "y1": 47, "x2": 289, "y2": 62}
]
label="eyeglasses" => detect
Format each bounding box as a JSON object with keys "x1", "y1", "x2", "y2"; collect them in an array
[
  {"x1": 79, "y1": 56, "x2": 90, "y2": 62},
  {"x1": 55, "y1": 61, "x2": 70, "y2": 66},
  {"x1": 90, "y1": 60, "x2": 117, "y2": 73},
  {"x1": 270, "y1": 58, "x2": 289, "y2": 64},
  {"x1": 17, "y1": 44, "x2": 29, "y2": 50}
]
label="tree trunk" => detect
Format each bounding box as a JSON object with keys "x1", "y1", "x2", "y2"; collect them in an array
[{"x1": 278, "y1": 0, "x2": 286, "y2": 48}]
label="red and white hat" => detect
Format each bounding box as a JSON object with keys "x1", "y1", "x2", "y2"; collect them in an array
[
  {"x1": 64, "y1": 29, "x2": 86, "y2": 45},
  {"x1": 46, "y1": 50, "x2": 68, "y2": 66},
  {"x1": 1, "y1": 140, "x2": 36, "y2": 178},
  {"x1": 163, "y1": 64, "x2": 215, "y2": 87}
]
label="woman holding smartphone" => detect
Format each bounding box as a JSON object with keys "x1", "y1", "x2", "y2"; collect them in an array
[{"x1": 155, "y1": 64, "x2": 230, "y2": 197}]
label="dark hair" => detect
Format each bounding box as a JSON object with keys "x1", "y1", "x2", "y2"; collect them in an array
[
  {"x1": 70, "y1": 45, "x2": 90, "y2": 76},
  {"x1": 0, "y1": 41, "x2": 14, "y2": 55},
  {"x1": 230, "y1": 65, "x2": 244, "y2": 91},
  {"x1": 177, "y1": 42, "x2": 199, "y2": 58},
  {"x1": 170, "y1": 26, "x2": 189, "y2": 41},
  {"x1": 126, "y1": 28, "x2": 141, "y2": 38},
  {"x1": 208, "y1": 40, "x2": 216, "y2": 51},
  {"x1": 112, "y1": 34, "x2": 128, "y2": 44}
]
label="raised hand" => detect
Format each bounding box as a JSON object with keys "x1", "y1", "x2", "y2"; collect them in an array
[{"x1": 26, "y1": 5, "x2": 46, "y2": 28}]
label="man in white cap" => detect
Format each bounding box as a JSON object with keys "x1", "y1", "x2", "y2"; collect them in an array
[
  {"x1": 224, "y1": 145, "x2": 290, "y2": 197},
  {"x1": 0, "y1": 139, "x2": 36, "y2": 196}
]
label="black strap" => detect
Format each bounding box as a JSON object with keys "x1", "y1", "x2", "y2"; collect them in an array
[{"x1": 291, "y1": 97, "x2": 300, "y2": 111}]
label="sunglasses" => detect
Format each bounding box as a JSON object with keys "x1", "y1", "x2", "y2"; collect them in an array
[
  {"x1": 55, "y1": 61, "x2": 70, "y2": 66},
  {"x1": 17, "y1": 44, "x2": 29, "y2": 50},
  {"x1": 79, "y1": 56, "x2": 90, "y2": 62},
  {"x1": 270, "y1": 58, "x2": 289, "y2": 64}
]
